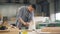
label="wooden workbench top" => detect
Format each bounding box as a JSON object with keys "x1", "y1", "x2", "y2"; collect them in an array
[{"x1": 41, "y1": 27, "x2": 60, "y2": 32}]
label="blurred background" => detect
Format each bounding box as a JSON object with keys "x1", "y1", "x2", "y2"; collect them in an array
[{"x1": 0, "y1": 0, "x2": 60, "y2": 29}]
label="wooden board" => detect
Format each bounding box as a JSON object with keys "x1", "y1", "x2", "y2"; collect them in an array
[{"x1": 41, "y1": 27, "x2": 60, "y2": 32}]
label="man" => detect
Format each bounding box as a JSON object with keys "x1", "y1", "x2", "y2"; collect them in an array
[{"x1": 16, "y1": 4, "x2": 36, "y2": 29}]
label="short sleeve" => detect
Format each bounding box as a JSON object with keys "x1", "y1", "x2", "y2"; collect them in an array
[{"x1": 17, "y1": 7, "x2": 24, "y2": 19}]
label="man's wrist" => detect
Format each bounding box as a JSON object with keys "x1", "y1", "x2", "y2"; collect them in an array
[{"x1": 23, "y1": 22, "x2": 26, "y2": 25}]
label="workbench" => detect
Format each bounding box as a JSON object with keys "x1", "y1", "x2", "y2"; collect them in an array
[
  {"x1": 0, "y1": 27, "x2": 19, "y2": 34},
  {"x1": 0, "y1": 21, "x2": 20, "y2": 34}
]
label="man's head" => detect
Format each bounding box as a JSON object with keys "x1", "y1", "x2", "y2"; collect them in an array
[{"x1": 28, "y1": 4, "x2": 36, "y2": 12}]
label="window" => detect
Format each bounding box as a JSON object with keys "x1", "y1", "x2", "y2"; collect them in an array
[{"x1": 56, "y1": 13, "x2": 60, "y2": 20}]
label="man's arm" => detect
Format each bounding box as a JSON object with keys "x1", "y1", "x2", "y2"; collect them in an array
[
  {"x1": 18, "y1": 7, "x2": 25, "y2": 24},
  {"x1": 18, "y1": 18, "x2": 27, "y2": 26},
  {"x1": 18, "y1": 7, "x2": 28, "y2": 26},
  {"x1": 26, "y1": 12, "x2": 34, "y2": 26}
]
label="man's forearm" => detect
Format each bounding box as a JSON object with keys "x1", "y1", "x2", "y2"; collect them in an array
[
  {"x1": 18, "y1": 18, "x2": 29, "y2": 26},
  {"x1": 18, "y1": 18, "x2": 26, "y2": 25}
]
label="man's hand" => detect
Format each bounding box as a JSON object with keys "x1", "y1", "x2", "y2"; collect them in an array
[
  {"x1": 23, "y1": 22, "x2": 29, "y2": 27},
  {"x1": 26, "y1": 23, "x2": 30, "y2": 26},
  {"x1": 23, "y1": 23, "x2": 26, "y2": 26}
]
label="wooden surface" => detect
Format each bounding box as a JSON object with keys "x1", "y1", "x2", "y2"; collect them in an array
[
  {"x1": 41, "y1": 27, "x2": 60, "y2": 32},
  {"x1": 0, "y1": 27, "x2": 19, "y2": 34},
  {"x1": 0, "y1": 22, "x2": 20, "y2": 34}
]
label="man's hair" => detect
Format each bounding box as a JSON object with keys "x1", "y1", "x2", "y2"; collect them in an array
[{"x1": 30, "y1": 4, "x2": 36, "y2": 10}]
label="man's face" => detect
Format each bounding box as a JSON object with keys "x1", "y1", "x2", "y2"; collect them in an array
[{"x1": 29, "y1": 5, "x2": 35, "y2": 12}]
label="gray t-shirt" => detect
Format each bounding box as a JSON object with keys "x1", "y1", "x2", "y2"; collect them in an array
[{"x1": 16, "y1": 6, "x2": 34, "y2": 29}]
